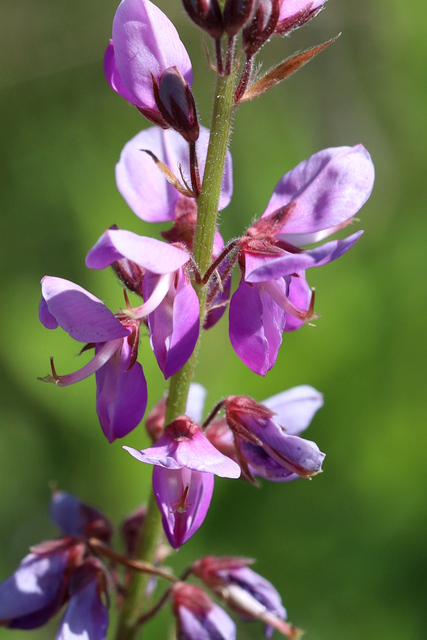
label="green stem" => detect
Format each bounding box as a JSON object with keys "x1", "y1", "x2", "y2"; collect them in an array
[{"x1": 114, "y1": 71, "x2": 236, "y2": 640}]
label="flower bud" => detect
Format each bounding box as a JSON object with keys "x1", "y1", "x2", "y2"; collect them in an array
[
  {"x1": 223, "y1": 0, "x2": 258, "y2": 37},
  {"x1": 153, "y1": 67, "x2": 200, "y2": 143},
  {"x1": 171, "y1": 582, "x2": 236, "y2": 640},
  {"x1": 182, "y1": 0, "x2": 224, "y2": 39},
  {"x1": 242, "y1": 0, "x2": 281, "y2": 55}
]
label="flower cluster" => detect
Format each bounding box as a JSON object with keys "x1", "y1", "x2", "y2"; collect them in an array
[{"x1": 12, "y1": 0, "x2": 377, "y2": 637}]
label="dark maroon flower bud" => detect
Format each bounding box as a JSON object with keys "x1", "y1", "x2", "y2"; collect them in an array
[
  {"x1": 223, "y1": 0, "x2": 258, "y2": 36},
  {"x1": 153, "y1": 68, "x2": 199, "y2": 143},
  {"x1": 182, "y1": 0, "x2": 224, "y2": 39},
  {"x1": 242, "y1": 0, "x2": 281, "y2": 55},
  {"x1": 120, "y1": 505, "x2": 147, "y2": 557},
  {"x1": 112, "y1": 258, "x2": 145, "y2": 298},
  {"x1": 192, "y1": 556, "x2": 254, "y2": 587}
]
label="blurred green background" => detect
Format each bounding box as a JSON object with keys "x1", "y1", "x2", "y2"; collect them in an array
[{"x1": 1, "y1": 0, "x2": 426, "y2": 638}]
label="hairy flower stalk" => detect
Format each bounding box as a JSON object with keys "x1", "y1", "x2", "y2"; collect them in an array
[{"x1": 114, "y1": 61, "x2": 238, "y2": 640}]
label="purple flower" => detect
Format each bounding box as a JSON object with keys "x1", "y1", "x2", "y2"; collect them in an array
[
  {"x1": 105, "y1": 0, "x2": 198, "y2": 140},
  {"x1": 39, "y1": 276, "x2": 147, "y2": 442},
  {"x1": 0, "y1": 550, "x2": 72, "y2": 630},
  {"x1": 124, "y1": 416, "x2": 240, "y2": 548},
  {"x1": 223, "y1": 385, "x2": 324, "y2": 480},
  {"x1": 55, "y1": 561, "x2": 108, "y2": 640},
  {"x1": 171, "y1": 582, "x2": 236, "y2": 640},
  {"x1": 86, "y1": 227, "x2": 199, "y2": 379},
  {"x1": 115, "y1": 126, "x2": 233, "y2": 223},
  {"x1": 193, "y1": 556, "x2": 291, "y2": 638},
  {"x1": 229, "y1": 145, "x2": 375, "y2": 375},
  {"x1": 50, "y1": 490, "x2": 113, "y2": 545}
]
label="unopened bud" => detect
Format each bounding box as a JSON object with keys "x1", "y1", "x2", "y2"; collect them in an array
[
  {"x1": 223, "y1": 0, "x2": 258, "y2": 36},
  {"x1": 242, "y1": 0, "x2": 280, "y2": 55},
  {"x1": 182, "y1": 0, "x2": 224, "y2": 39},
  {"x1": 154, "y1": 68, "x2": 199, "y2": 143}
]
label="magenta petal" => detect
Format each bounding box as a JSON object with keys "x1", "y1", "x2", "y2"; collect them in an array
[
  {"x1": 95, "y1": 341, "x2": 147, "y2": 442},
  {"x1": 112, "y1": 0, "x2": 192, "y2": 110},
  {"x1": 124, "y1": 424, "x2": 240, "y2": 478},
  {"x1": 229, "y1": 280, "x2": 286, "y2": 376},
  {"x1": 284, "y1": 274, "x2": 311, "y2": 332},
  {"x1": 153, "y1": 467, "x2": 214, "y2": 549},
  {"x1": 40, "y1": 276, "x2": 129, "y2": 343},
  {"x1": 145, "y1": 269, "x2": 199, "y2": 378},
  {"x1": 55, "y1": 580, "x2": 108, "y2": 640},
  {"x1": 104, "y1": 41, "x2": 136, "y2": 104},
  {"x1": 262, "y1": 385, "x2": 323, "y2": 435},
  {"x1": 0, "y1": 553, "x2": 67, "y2": 623},
  {"x1": 263, "y1": 145, "x2": 374, "y2": 235},
  {"x1": 245, "y1": 231, "x2": 363, "y2": 282},
  {"x1": 86, "y1": 228, "x2": 189, "y2": 273}
]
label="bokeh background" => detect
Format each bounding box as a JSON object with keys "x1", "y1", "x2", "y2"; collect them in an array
[{"x1": 1, "y1": 0, "x2": 426, "y2": 638}]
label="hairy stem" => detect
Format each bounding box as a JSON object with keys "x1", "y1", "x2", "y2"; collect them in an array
[{"x1": 114, "y1": 71, "x2": 236, "y2": 640}]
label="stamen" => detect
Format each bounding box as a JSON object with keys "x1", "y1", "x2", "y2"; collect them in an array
[{"x1": 170, "y1": 484, "x2": 192, "y2": 514}]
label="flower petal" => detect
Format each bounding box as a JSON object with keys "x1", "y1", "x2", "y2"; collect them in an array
[
  {"x1": 86, "y1": 228, "x2": 189, "y2": 273},
  {"x1": 262, "y1": 385, "x2": 323, "y2": 435},
  {"x1": 229, "y1": 280, "x2": 286, "y2": 376},
  {"x1": 245, "y1": 231, "x2": 363, "y2": 282},
  {"x1": 112, "y1": 0, "x2": 192, "y2": 110},
  {"x1": 55, "y1": 580, "x2": 108, "y2": 640},
  {"x1": 145, "y1": 269, "x2": 199, "y2": 379},
  {"x1": 0, "y1": 553, "x2": 67, "y2": 624},
  {"x1": 40, "y1": 277, "x2": 129, "y2": 343},
  {"x1": 263, "y1": 145, "x2": 374, "y2": 235},
  {"x1": 95, "y1": 340, "x2": 147, "y2": 442},
  {"x1": 153, "y1": 467, "x2": 214, "y2": 549}
]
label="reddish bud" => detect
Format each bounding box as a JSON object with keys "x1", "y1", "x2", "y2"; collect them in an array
[
  {"x1": 242, "y1": 0, "x2": 281, "y2": 55},
  {"x1": 120, "y1": 505, "x2": 147, "y2": 557},
  {"x1": 223, "y1": 0, "x2": 258, "y2": 36},
  {"x1": 193, "y1": 556, "x2": 254, "y2": 588},
  {"x1": 153, "y1": 68, "x2": 199, "y2": 143},
  {"x1": 182, "y1": 0, "x2": 224, "y2": 39},
  {"x1": 171, "y1": 582, "x2": 214, "y2": 617},
  {"x1": 145, "y1": 395, "x2": 167, "y2": 443}
]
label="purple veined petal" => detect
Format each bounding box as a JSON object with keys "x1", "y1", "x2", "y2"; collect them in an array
[
  {"x1": 55, "y1": 580, "x2": 108, "y2": 640},
  {"x1": 244, "y1": 415, "x2": 325, "y2": 477},
  {"x1": 226, "y1": 566, "x2": 286, "y2": 621},
  {"x1": 104, "y1": 41, "x2": 137, "y2": 104},
  {"x1": 153, "y1": 466, "x2": 214, "y2": 549},
  {"x1": 0, "y1": 552, "x2": 67, "y2": 624},
  {"x1": 262, "y1": 145, "x2": 375, "y2": 235},
  {"x1": 115, "y1": 126, "x2": 233, "y2": 223},
  {"x1": 245, "y1": 231, "x2": 364, "y2": 282},
  {"x1": 40, "y1": 277, "x2": 129, "y2": 343},
  {"x1": 279, "y1": 0, "x2": 327, "y2": 22},
  {"x1": 38, "y1": 297, "x2": 59, "y2": 329},
  {"x1": 178, "y1": 601, "x2": 236, "y2": 640},
  {"x1": 95, "y1": 340, "x2": 147, "y2": 442},
  {"x1": 112, "y1": 0, "x2": 192, "y2": 110},
  {"x1": 229, "y1": 280, "x2": 286, "y2": 376},
  {"x1": 283, "y1": 274, "x2": 312, "y2": 332},
  {"x1": 240, "y1": 441, "x2": 298, "y2": 482},
  {"x1": 145, "y1": 268, "x2": 199, "y2": 379},
  {"x1": 186, "y1": 383, "x2": 207, "y2": 424},
  {"x1": 262, "y1": 385, "x2": 323, "y2": 435},
  {"x1": 124, "y1": 423, "x2": 241, "y2": 478},
  {"x1": 86, "y1": 228, "x2": 189, "y2": 274}
]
